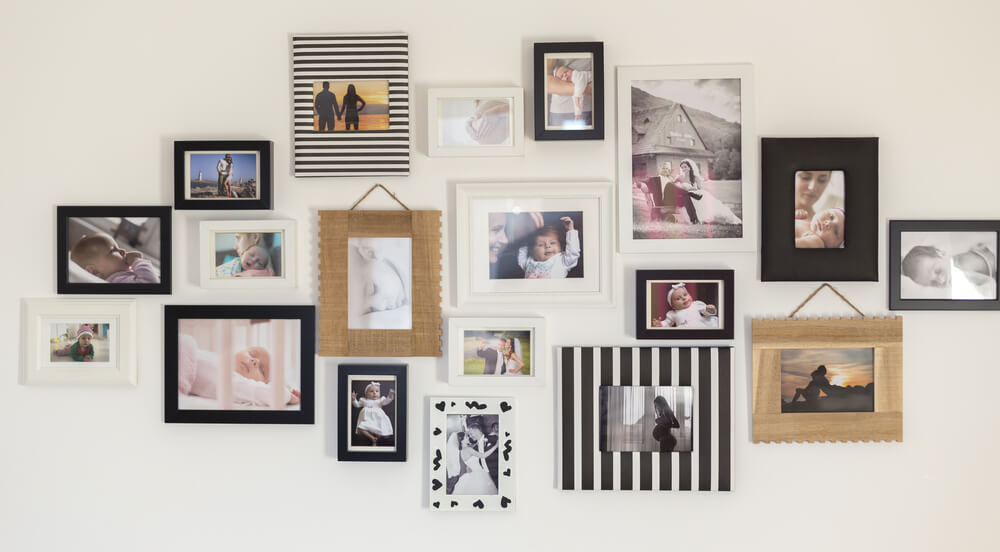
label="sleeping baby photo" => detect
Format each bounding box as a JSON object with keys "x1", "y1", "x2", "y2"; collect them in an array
[
  {"x1": 347, "y1": 237, "x2": 412, "y2": 330},
  {"x1": 65, "y1": 216, "x2": 162, "y2": 284},
  {"x1": 212, "y1": 231, "x2": 283, "y2": 279},
  {"x1": 176, "y1": 318, "x2": 302, "y2": 411}
]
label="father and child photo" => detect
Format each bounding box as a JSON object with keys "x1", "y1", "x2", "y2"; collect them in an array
[
  {"x1": 487, "y1": 210, "x2": 584, "y2": 280},
  {"x1": 543, "y1": 53, "x2": 595, "y2": 130},
  {"x1": 66, "y1": 216, "x2": 162, "y2": 284}
]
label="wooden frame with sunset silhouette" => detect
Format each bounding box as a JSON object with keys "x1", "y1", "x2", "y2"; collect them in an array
[{"x1": 752, "y1": 316, "x2": 902, "y2": 443}]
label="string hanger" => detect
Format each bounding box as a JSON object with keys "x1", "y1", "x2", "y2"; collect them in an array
[
  {"x1": 788, "y1": 283, "x2": 866, "y2": 318},
  {"x1": 349, "y1": 183, "x2": 410, "y2": 211}
]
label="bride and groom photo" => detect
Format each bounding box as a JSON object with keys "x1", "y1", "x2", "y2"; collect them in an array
[{"x1": 445, "y1": 414, "x2": 500, "y2": 495}]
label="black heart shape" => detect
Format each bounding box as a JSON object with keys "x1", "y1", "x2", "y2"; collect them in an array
[
  {"x1": 500, "y1": 496, "x2": 511, "y2": 508},
  {"x1": 431, "y1": 479, "x2": 442, "y2": 491},
  {"x1": 500, "y1": 401, "x2": 512, "y2": 412},
  {"x1": 472, "y1": 500, "x2": 485, "y2": 509},
  {"x1": 503, "y1": 468, "x2": 511, "y2": 477},
  {"x1": 433, "y1": 501, "x2": 440, "y2": 509},
  {"x1": 432, "y1": 450, "x2": 442, "y2": 471},
  {"x1": 434, "y1": 401, "x2": 446, "y2": 412},
  {"x1": 450, "y1": 501, "x2": 458, "y2": 508},
  {"x1": 433, "y1": 427, "x2": 441, "y2": 435}
]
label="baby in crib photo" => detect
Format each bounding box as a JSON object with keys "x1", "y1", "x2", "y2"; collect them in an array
[
  {"x1": 351, "y1": 382, "x2": 395, "y2": 446},
  {"x1": 70, "y1": 232, "x2": 161, "y2": 283}
]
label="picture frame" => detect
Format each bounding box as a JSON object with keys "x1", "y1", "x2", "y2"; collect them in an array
[
  {"x1": 428, "y1": 396, "x2": 515, "y2": 511},
  {"x1": 164, "y1": 305, "x2": 316, "y2": 424},
  {"x1": 760, "y1": 137, "x2": 879, "y2": 281},
  {"x1": 338, "y1": 363, "x2": 407, "y2": 462},
  {"x1": 751, "y1": 316, "x2": 902, "y2": 443},
  {"x1": 533, "y1": 41, "x2": 604, "y2": 141},
  {"x1": 617, "y1": 63, "x2": 755, "y2": 253},
  {"x1": 173, "y1": 141, "x2": 273, "y2": 211},
  {"x1": 199, "y1": 220, "x2": 297, "y2": 289},
  {"x1": 557, "y1": 346, "x2": 734, "y2": 491},
  {"x1": 21, "y1": 298, "x2": 137, "y2": 386},
  {"x1": 635, "y1": 270, "x2": 735, "y2": 340},
  {"x1": 291, "y1": 32, "x2": 409, "y2": 177},
  {"x1": 57, "y1": 205, "x2": 172, "y2": 295},
  {"x1": 447, "y1": 317, "x2": 546, "y2": 386},
  {"x1": 889, "y1": 220, "x2": 1000, "y2": 310},
  {"x1": 317, "y1": 208, "x2": 442, "y2": 357},
  {"x1": 455, "y1": 181, "x2": 614, "y2": 307},
  {"x1": 427, "y1": 87, "x2": 524, "y2": 157}
]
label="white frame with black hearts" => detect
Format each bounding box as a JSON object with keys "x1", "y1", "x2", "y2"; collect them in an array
[{"x1": 428, "y1": 396, "x2": 516, "y2": 511}]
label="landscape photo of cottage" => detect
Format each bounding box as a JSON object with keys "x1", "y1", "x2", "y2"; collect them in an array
[{"x1": 629, "y1": 78, "x2": 744, "y2": 240}]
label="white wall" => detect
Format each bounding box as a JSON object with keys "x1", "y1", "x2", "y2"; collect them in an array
[{"x1": 2, "y1": 1, "x2": 998, "y2": 550}]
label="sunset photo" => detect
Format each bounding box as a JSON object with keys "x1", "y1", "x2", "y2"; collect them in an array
[
  {"x1": 312, "y1": 80, "x2": 390, "y2": 131},
  {"x1": 780, "y1": 348, "x2": 874, "y2": 413}
]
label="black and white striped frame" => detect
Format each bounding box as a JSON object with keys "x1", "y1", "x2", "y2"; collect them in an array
[
  {"x1": 428, "y1": 397, "x2": 515, "y2": 511},
  {"x1": 557, "y1": 346, "x2": 733, "y2": 491},
  {"x1": 291, "y1": 32, "x2": 409, "y2": 177}
]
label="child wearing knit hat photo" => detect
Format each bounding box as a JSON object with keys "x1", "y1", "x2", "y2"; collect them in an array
[{"x1": 50, "y1": 323, "x2": 110, "y2": 363}]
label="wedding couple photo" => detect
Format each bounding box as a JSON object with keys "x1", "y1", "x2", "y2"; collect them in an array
[
  {"x1": 446, "y1": 414, "x2": 501, "y2": 495},
  {"x1": 462, "y1": 329, "x2": 531, "y2": 376}
]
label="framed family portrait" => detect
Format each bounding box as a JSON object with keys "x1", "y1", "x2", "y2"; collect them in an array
[
  {"x1": 447, "y1": 317, "x2": 546, "y2": 386},
  {"x1": 635, "y1": 270, "x2": 734, "y2": 340},
  {"x1": 558, "y1": 346, "x2": 734, "y2": 491},
  {"x1": 617, "y1": 63, "x2": 755, "y2": 253},
  {"x1": 338, "y1": 364, "x2": 407, "y2": 462},
  {"x1": 428, "y1": 397, "x2": 515, "y2": 511},
  {"x1": 173, "y1": 141, "x2": 272, "y2": 210},
  {"x1": 199, "y1": 220, "x2": 297, "y2": 289},
  {"x1": 889, "y1": 220, "x2": 1000, "y2": 310},
  {"x1": 318, "y1": 208, "x2": 442, "y2": 356},
  {"x1": 427, "y1": 88, "x2": 524, "y2": 157},
  {"x1": 57, "y1": 205, "x2": 172, "y2": 295},
  {"x1": 291, "y1": 32, "x2": 409, "y2": 177},
  {"x1": 760, "y1": 137, "x2": 879, "y2": 281},
  {"x1": 455, "y1": 182, "x2": 614, "y2": 307},
  {"x1": 752, "y1": 316, "x2": 902, "y2": 443},
  {"x1": 164, "y1": 305, "x2": 316, "y2": 424},
  {"x1": 21, "y1": 298, "x2": 137, "y2": 386},
  {"x1": 533, "y1": 42, "x2": 604, "y2": 141}
]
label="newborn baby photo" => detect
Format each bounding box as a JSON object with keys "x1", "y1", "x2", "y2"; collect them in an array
[
  {"x1": 213, "y1": 231, "x2": 283, "y2": 279},
  {"x1": 646, "y1": 280, "x2": 721, "y2": 330},
  {"x1": 347, "y1": 237, "x2": 412, "y2": 330},
  {"x1": 65, "y1": 216, "x2": 163, "y2": 284},
  {"x1": 793, "y1": 170, "x2": 845, "y2": 249},
  {"x1": 899, "y1": 230, "x2": 998, "y2": 300}
]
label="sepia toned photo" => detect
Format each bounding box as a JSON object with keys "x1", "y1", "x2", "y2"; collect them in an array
[
  {"x1": 781, "y1": 348, "x2": 874, "y2": 413},
  {"x1": 212, "y1": 231, "x2": 284, "y2": 279},
  {"x1": 899, "y1": 230, "x2": 997, "y2": 300},
  {"x1": 488, "y1": 210, "x2": 583, "y2": 280},
  {"x1": 646, "y1": 280, "x2": 721, "y2": 330},
  {"x1": 347, "y1": 237, "x2": 412, "y2": 330},
  {"x1": 445, "y1": 413, "x2": 500, "y2": 496},
  {"x1": 794, "y1": 170, "x2": 845, "y2": 249},
  {"x1": 186, "y1": 152, "x2": 260, "y2": 200},
  {"x1": 599, "y1": 386, "x2": 693, "y2": 453},
  {"x1": 462, "y1": 329, "x2": 532, "y2": 376},
  {"x1": 312, "y1": 80, "x2": 390, "y2": 131}
]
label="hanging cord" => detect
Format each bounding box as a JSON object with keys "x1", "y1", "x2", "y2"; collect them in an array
[
  {"x1": 788, "y1": 283, "x2": 866, "y2": 318},
  {"x1": 349, "y1": 183, "x2": 410, "y2": 211}
]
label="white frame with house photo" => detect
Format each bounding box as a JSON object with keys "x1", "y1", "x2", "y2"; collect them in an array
[
  {"x1": 199, "y1": 220, "x2": 297, "y2": 290},
  {"x1": 616, "y1": 64, "x2": 756, "y2": 253},
  {"x1": 427, "y1": 87, "x2": 525, "y2": 157}
]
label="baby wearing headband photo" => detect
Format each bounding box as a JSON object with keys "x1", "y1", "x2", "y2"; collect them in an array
[
  {"x1": 351, "y1": 381, "x2": 396, "y2": 446},
  {"x1": 655, "y1": 283, "x2": 719, "y2": 329}
]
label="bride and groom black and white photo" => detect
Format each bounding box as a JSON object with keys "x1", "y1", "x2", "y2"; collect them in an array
[{"x1": 446, "y1": 414, "x2": 500, "y2": 495}]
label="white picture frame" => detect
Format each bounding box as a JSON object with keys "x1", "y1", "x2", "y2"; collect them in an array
[
  {"x1": 447, "y1": 317, "x2": 546, "y2": 387},
  {"x1": 455, "y1": 182, "x2": 614, "y2": 307},
  {"x1": 427, "y1": 87, "x2": 524, "y2": 157},
  {"x1": 428, "y1": 396, "x2": 515, "y2": 511},
  {"x1": 616, "y1": 63, "x2": 756, "y2": 253},
  {"x1": 21, "y1": 298, "x2": 137, "y2": 386},
  {"x1": 199, "y1": 220, "x2": 297, "y2": 289}
]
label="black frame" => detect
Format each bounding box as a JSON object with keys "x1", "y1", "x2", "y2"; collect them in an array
[
  {"x1": 173, "y1": 140, "x2": 273, "y2": 210},
  {"x1": 635, "y1": 269, "x2": 735, "y2": 340},
  {"x1": 889, "y1": 219, "x2": 1000, "y2": 310},
  {"x1": 338, "y1": 364, "x2": 407, "y2": 462},
  {"x1": 760, "y1": 137, "x2": 878, "y2": 281},
  {"x1": 57, "y1": 205, "x2": 172, "y2": 295},
  {"x1": 164, "y1": 305, "x2": 315, "y2": 424},
  {"x1": 533, "y1": 41, "x2": 604, "y2": 141}
]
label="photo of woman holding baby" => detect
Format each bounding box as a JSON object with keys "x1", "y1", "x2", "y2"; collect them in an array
[
  {"x1": 200, "y1": 220, "x2": 297, "y2": 290},
  {"x1": 488, "y1": 210, "x2": 584, "y2": 280},
  {"x1": 534, "y1": 41, "x2": 604, "y2": 141}
]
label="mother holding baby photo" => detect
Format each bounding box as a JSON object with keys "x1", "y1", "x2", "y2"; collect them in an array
[{"x1": 488, "y1": 210, "x2": 584, "y2": 280}]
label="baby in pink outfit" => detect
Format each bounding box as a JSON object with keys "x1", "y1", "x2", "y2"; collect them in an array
[{"x1": 70, "y1": 233, "x2": 160, "y2": 283}]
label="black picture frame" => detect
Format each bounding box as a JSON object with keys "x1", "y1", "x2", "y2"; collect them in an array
[
  {"x1": 337, "y1": 364, "x2": 407, "y2": 462},
  {"x1": 889, "y1": 220, "x2": 1000, "y2": 310},
  {"x1": 164, "y1": 305, "x2": 315, "y2": 424},
  {"x1": 57, "y1": 205, "x2": 172, "y2": 295},
  {"x1": 173, "y1": 140, "x2": 273, "y2": 210},
  {"x1": 533, "y1": 41, "x2": 604, "y2": 141},
  {"x1": 636, "y1": 269, "x2": 735, "y2": 340},
  {"x1": 760, "y1": 137, "x2": 878, "y2": 281}
]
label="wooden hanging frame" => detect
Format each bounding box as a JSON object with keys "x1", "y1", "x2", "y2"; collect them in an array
[
  {"x1": 752, "y1": 284, "x2": 902, "y2": 443},
  {"x1": 318, "y1": 185, "x2": 442, "y2": 357}
]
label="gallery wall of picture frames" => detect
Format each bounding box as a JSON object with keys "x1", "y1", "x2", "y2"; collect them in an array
[{"x1": 29, "y1": 24, "x2": 1000, "y2": 517}]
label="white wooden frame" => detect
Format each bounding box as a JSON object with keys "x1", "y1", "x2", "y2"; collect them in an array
[
  {"x1": 427, "y1": 87, "x2": 524, "y2": 157},
  {"x1": 616, "y1": 63, "x2": 756, "y2": 253},
  {"x1": 455, "y1": 182, "x2": 615, "y2": 307},
  {"x1": 428, "y1": 396, "x2": 516, "y2": 511},
  {"x1": 447, "y1": 317, "x2": 546, "y2": 387},
  {"x1": 21, "y1": 298, "x2": 137, "y2": 386},
  {"x1": 199, "y1": 220, "x2": 297, "y2": 289}
]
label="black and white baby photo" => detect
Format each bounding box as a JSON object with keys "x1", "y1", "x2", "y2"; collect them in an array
[
  {"x1": 899, "y1": 231, "x2": 998, "y2": 300},
  {"x1": 445, "y1": 414, "x2": 500, "y2": 496},
  {"x1": 347, "y1": 237, "x2": 412, "y2": 329}
]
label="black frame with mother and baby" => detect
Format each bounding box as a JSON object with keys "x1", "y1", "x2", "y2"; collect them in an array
[{"x1": 760, "y1": 137, "x2": 879, "y2": 282}]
